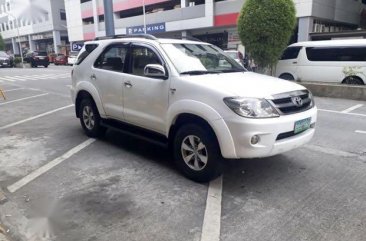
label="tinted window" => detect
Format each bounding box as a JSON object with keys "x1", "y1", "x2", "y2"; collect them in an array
[
  {"x1": 306, "y1": 46, "x2": 366, "y2": 62},
  {"x1": 75, "y1": 44, "x2": 98, "y2": 65},
  {"x1": 94, "y1": 44, "x2": 127, "y2": 72},
  {"x1": 280, "y1": 47, "x2": 302, "y2": 60},
  {"x1": 0, "y1": 51, "x2": 8, "y2": 57},
  {"x1": 130, "y1": 46, "x2": 162, "y2": 76},
  {"x1": 36, "y1": 52, "x2": 48, "y2": 56}
]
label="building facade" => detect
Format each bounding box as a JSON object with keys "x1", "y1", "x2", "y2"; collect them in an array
[
  {"x1": 0, "y1": 0, "x2": 68, "y2": 55},
  {"x1": 65, "y1": 0, "x2": 366, "y2": 50}
]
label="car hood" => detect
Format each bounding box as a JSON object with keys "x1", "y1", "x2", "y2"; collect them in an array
[
  {"x1": 0, "y1": 57, "x2": 9, "y2": 60},
  {"x1": 181, "y1": 72, "x2": 306, "y2": 98}
]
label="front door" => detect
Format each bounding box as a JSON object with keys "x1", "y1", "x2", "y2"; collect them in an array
[{"x1": 123, "y1": 44, "x2": 170, "y2": 134}]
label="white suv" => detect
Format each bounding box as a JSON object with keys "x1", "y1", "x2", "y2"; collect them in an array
[{"x1": 71, "y1": 35, "x2": 317, "y2": 182}]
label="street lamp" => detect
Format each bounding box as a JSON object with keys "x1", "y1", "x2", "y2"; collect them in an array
[
  {"x1": 6, "y1": 4, "x2": 24, "y2": 68},
  {"x1": 143, "y1": 0, "x2": 146, "y2": 34}
]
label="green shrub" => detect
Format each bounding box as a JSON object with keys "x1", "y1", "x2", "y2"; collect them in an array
[
  {"x1": 237, "y1": 0, "x2": 296, "y2": 70},
  {"x1": 14, "y1": 57, "x2": 22, "y2": 64},
  {"x1": 0, "y1": 34, "x2": 4, "y2": 51}
]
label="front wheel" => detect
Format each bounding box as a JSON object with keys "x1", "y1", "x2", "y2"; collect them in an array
[
  {"x1": 279, "y1": 73, "x2": 295, "y2": 81},
  {"x1": 173, "y1": 124, "x2": 222, "y2": 182},
  {"x1": 79, "y1": 98, "x2": 106, "y2": 138},
  {"x1": 343, "y1": 76, "x2": 364, "y2": 85}
]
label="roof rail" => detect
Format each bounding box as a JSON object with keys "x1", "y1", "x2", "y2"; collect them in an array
[
  {"x1": 181, "y1": 36, "x2": 202, "y2": 42},
  {"x1": 94, "y1": 34, "x2": 158, "y2": 41}
]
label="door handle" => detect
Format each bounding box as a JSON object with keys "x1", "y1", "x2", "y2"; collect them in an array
[
  {"x1": 124, "y1": 81, "x2": 132, "y2": 88},
  {"x1": 292, "y1": 61, "x2": 298, "y2": 64},
  {"x1": 90, "y1": 74, "x2": 96, "y2": 80}
]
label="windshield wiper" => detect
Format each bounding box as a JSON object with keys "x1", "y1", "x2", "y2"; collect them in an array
[
  {"x1": 221, "y1": 69, "x2": 245, "y2": 73},
  {"x1": 180, "y1": 70, "x2": 220, "y2": 75}
]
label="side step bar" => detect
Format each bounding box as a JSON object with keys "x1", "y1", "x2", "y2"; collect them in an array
[{"x1": 100, "y1": 119, "x2": 169, "y2": 148}]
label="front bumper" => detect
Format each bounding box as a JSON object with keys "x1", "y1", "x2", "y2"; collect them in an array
[{"x1": 223, "y1": 106, "x2": 317, "y2": 159}]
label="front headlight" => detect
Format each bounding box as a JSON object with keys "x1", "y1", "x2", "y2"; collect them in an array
[{"x1": 223, "y1": 97, "x2": 279, "y2": 118}]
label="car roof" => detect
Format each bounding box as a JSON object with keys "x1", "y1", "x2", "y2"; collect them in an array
[{"x1": 290, "y1": 39, "x2": 366, "y2": 47}]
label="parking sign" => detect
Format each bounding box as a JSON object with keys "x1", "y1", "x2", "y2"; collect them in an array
[{"x1": 72, "y1": 43, "x2": 84, "y2": 52}]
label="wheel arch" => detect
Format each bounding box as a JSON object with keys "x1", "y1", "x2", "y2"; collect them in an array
[
  {"x1": 75, "y1": 82, "x2": 106, "y2": 118},
  {"x1": 167, "y1": 100, "x2": 237, "y2": 159},
  {"x1": 342, "y1": 75, "x2": 365, "y2": 85}
]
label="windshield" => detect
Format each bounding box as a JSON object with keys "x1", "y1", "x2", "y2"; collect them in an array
[
  {"x1": 0, "y1": 51, "x2": 8, "y2": 57},
  {"x1": 70, "y1": 52, "x2": 78, "y2": 57},
  {"x1": 161, "y1": 43, "x2": 245, "y2": 74}
]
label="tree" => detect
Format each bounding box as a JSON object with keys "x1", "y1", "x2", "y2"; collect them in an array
[
  {"x1": 0, "y1": 34, "x2": 4, "y2": 51},
  {"x1": 237, "y1": 0, "x2": 296, "y2": 72}
]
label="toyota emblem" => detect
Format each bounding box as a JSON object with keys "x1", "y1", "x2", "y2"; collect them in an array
[{"x1": 291, "y1": 96, "x2": 303, "y2": 107}]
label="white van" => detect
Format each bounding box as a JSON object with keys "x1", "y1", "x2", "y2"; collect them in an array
[{"x1": 276, "y1": 39, "x2": 366, "y2": 85}]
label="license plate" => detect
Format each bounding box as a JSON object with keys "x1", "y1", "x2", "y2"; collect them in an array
[
  {"x1": 39, "y1": 57, "x2": 44, "y2": 59},
  {"x1": 294, "y1": 118, "x2": 311, "y2": 134}
]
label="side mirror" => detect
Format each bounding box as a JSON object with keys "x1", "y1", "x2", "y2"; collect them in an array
[{"x1": 144, "y1": 64, "x2": 166, "y2": 78}]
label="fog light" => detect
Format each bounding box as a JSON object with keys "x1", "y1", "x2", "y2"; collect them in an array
[{"x1": 251, "y1": 135, "x2": 260, "y2": 145}]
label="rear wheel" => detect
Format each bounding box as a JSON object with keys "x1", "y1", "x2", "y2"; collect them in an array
[
  {"x1": 279, "y1": 73, "x2": 295, "y2": 81},
  {"x1": 79, "y1": 98, "x2": 106, "y2": 138},
  {"x1": 343, "y1": 76, "x2": 364, "y2": 85},
  {"x1": 173, "y1": 124, "x2": 222, "y2": 182}
]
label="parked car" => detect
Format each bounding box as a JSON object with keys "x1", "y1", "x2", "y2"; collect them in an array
[
  {"x1": 68, "y1": 51, "x2": 78, "y2": 65},
  {"x1": 24, "y1": 51, "x2": 50, "y2": 68},
  {"x1": 276, "y1": 39, "x2": 366, "y2": 85},
  {"x1": 224, "y1": 50, "x2": 244, "y2": 65},
  {"x1": 71, "y1": 35, "x2": 317, "y2": 182},
  {"x1": 54, "y1": 54, "x2": 68, "y2": 65},
  {"x1": 0, "y1": 51, "x2": 14, "y2": 68}
]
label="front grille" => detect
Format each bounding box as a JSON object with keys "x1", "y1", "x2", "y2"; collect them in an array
[{"x1": 270, "y1": 90, "x2": 313, "y2": 115}]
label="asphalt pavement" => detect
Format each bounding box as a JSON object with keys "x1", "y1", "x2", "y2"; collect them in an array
[{"x1": 0, "y1": 65, "x2": 365, "y2": 241}]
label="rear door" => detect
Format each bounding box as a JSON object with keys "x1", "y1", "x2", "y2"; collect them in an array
[{"x1": 92, "y1": 43, "x2": 129, "y2": 120}]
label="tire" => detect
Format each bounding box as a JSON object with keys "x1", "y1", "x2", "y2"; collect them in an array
[
  {"x1": 279, "y1": 73, "x2": 295, "y2": 81},
  {"x1": 173, "y1": 124, "x2": 222, "y2": 182},
  {"x1": 343, "y1": 76, "x2": 364, "y2": 85},
  {"x1": 79, "y1": 98, "x2": 107, "y2": 138}
]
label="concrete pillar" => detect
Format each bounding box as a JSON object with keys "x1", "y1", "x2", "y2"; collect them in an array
[
  {"x1": 298, "y1": 17, "x2": 314, "y2": 42},
  {"x1": 53, "y1": 30, "x2": 61, "y2": 54},
  {"x1": 11, "y1": 38, "x2": 19, "y2": 55},
  {"x1": 205, "y1": 0, "x2": 214, "y2": 26},
  {"x1": 28, "y1": 35, "x2": 36, "y2": 51},
  {"x1": 181, "y1": 30, "x2": 189, "y2": 38},
  {"x1": 180, "y1": 0, "x2": 187, "y2": 8}
]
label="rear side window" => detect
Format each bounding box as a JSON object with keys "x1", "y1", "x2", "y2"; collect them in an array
[
  {"x1": 280, "y1": 47, "x2": 302, "y2": 60},
  {"x1": 94, "y1": 44, "x2": 128, "y2": 72},
  {"x1": 75, "y1": 44, "x2": 98, "y2": 65},
  {"x1": 306, "y1": 46, "x2": 366, "y2": 62}
]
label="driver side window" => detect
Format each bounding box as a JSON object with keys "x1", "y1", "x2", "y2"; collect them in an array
[
  {"x1": 94, "y1": 45, "x2": 128, "y2": 72},
  {"x1": 130, "y1": 46, "x2": 162, "y2": 77}
]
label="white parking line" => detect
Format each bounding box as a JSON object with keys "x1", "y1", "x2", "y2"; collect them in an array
[
  {"x1": 0, "y1": 93, "x2": 49, "y2": 106},
  {"x1": 318, "y1": 109, "x2": 366, "y2": 118},
  {"x1": 200, "y1": 175, "x2": 223, "y2": 241},
  {"x1": 355, "y1": 130, "x2": 366, "y2": 134},
  {"x1": 341, "y1": 104, "x2": 364, "y2": 113},
  {"x1": 2, "y1": 88, "x2": 25, "y2": 92},
  {"x1": 7, "y1": 138, "x2": 96, "y2": 193},
  {"x1": 0, "y1": 104, "x2": 74, "y2": 130}
]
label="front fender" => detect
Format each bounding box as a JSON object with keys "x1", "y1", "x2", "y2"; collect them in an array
[
  {"x1": 167, "y1": 100, "x2": 237, "y2": 159},
  {"x1": 75, "y1": 81, "x2": 106, "y2": 118}
]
